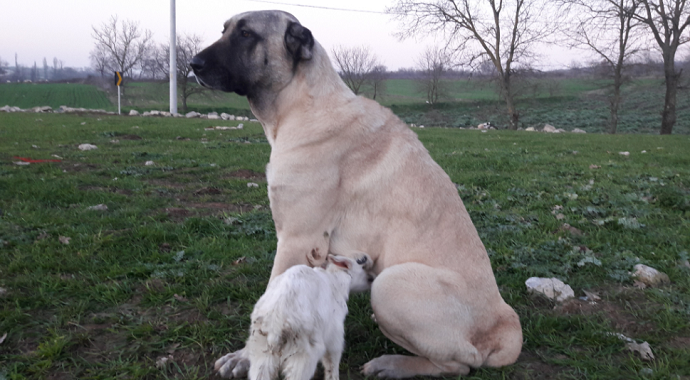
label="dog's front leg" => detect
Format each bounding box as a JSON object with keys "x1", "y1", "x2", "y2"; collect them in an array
[
  {"x1": 215, "y1": 349, "x2": 250, "y2": 379},
  {"x1": 269, "y1": 236, "x2": 330, "y2": 279}
]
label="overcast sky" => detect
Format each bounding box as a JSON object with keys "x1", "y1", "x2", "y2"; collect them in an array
[{"x1": 0, "y1": 0, "x2": 579, "y2": 71}]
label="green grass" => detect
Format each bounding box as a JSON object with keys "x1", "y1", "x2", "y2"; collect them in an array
[
  {"x1": 0, "y1": 83, "x2": 112, "y2": 111},
  {"x1": 2, "y1": 76, "x2": 688, "y2": 134},
  {"x1": 119, "y1": 82, "x2": 252, "y2": 116},
  {"x1": 0, "y1": 112, "x2": 689, "y2": 379}
]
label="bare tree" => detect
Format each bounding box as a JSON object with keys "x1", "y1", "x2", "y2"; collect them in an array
[
  {"x1": 416, "y1": 46, "x2": 451, "y2": 104},
  {"x1": 89, "y1": 45, "x2": 113, "y2": 78},
  {"x1": 634, "y1": 0, "x2": 690, "y2": 134},
  {"x1": 91, "y1": 15, "x2": 153, "y2": 78},
  {"x1": 156, "y1": 34, "x2": 208, "y2": 112},
  {"x1": 14, "y1": 53, "x2": 22, "y2": 81},
  {"x1": 561, "y1": 0, "x2": 644, "y2": 134},
  {"x1": 388, "y1": 0, "x2": 559, "y2": 129},
  {"x1": 42, "y1": 58, "x2": 49, "y2": 81},
  {"x1": 367, "y1": 65, "x2": 389, "y2": 100},
  {"x1": 0, "y1": 56, "x2": 7, "y2": 76},
  {"x1": 331, "y1": 45, "x2": 381, "y2": 95}
]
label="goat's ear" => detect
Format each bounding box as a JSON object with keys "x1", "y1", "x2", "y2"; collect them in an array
[
  {"x1": 328, "y1": 255, "x2": 352, "y2": 270},
  {"x1": 285, "y1": 21, "x2": 314, "y2": 61}
]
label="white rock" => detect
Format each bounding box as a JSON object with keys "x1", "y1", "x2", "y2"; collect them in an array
[
  {"x1": 250, "y1": 118, "x2": 259, "y2": 122},
  {"x1": 220, "y1": 113, "x2": 231, "y2": 120},
  {"x1": 633, "y1": 264, "x2": 670, "y2": 287},
  {"x1": 185, "y1": 111, "x2": 200, "y2": 118},
  {"x1": 155, "y1": 355, "x2": 173, "y2": 368},
  {"x1": 619, "y1": 151, "x2": 630, "y2": 156},
  {"x1": 626, "y1": 341, "x2": 655, "y2": 361},
  {"x1": 145, "y1": 161, "x2": 155, "y2": 166},
  {"x1": 543, "y1": 124, "x2": 558, "y2": 133},
  {"x1": 247, "y1": 182, "x2": 259, "y2": 188},
  {"x1": 87, "y1": 204, "x2": 108, "y2": 211},
  {"x1": 237, "y1": 123, "x2": 244, "y2": 129},
  {"x1": 142, "y1": 112, "x2": 151, "y2": 117},
  {"x1": 572, "y1": 128, "x2": 586, "y2": 133},
  {"x1": 78, "y1": 143, "x2": 98, "y2": 151},
  {"x1": 525, "y1": 127, "x2": 535, "y2": 131},
  {"x1": 477, "y1": 122, "x2": 491, "y2": 130},
  {"x1": 149, "y1": 110, "x2": 161, "y2": 116},
  {"x1": 525, "y1": 277, "x2": 574, "y2": 302},
  {"x1": 14, "y1": 161, "x2": 30, "y2": 166},
  {"x1": 129, "y1": 109, "x2": 140, "y2": 116},
  {"x1": 208, "y1": 114, "x2": 220, "y2": 120}
]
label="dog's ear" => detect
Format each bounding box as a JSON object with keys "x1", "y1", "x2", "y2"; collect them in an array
[
  {"x1": 328, "y1": 255, "x2": 352, "y2": 270},
  {"x1": 285, "y1": 21, "x2": 314, "y2": 61}
]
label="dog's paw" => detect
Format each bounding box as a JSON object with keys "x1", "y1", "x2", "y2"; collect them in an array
[
  {"x1": 215, "y1": 349, "x2": 250, "y2": 378},
  {"x1": 361, "y1": 356, "x2": 406, "y2": 378}
]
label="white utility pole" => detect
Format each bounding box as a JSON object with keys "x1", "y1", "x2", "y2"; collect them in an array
[{"x1": 170, "y1": 0, "x2": 178, "y2": 114}]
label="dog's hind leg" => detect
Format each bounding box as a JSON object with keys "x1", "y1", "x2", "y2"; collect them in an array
[{"x1": 362, "y1": 262, "x2": 522, "y2": 378}]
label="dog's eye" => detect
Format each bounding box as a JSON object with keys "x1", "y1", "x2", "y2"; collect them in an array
[{"x1": 241, "y1": 30, "x2": 251, "y2": 38}]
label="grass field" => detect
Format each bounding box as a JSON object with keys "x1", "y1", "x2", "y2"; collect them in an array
[
  {"x1": 0, "y1": 84, "x2": 112, "y2": 111},
  {"x1": 3, "y1": 75, "x2": 688, "y2": 134},
  {"x1": 0, "y1": 112, "x2": 689, "y2": 379}
]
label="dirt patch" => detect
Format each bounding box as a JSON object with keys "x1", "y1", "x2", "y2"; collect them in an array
[
  {"x1": 119, "y1": 134, "x2": 142, "y2": 140},
  {"x1": 165, "y1": 207, "x2": 192, "y2": 219},
  {"x1": 227, "y1": 169, "x2": 265, "y2": 180},
  {"x1": 556, "y1": 287, "x2": 657, "y2": 336},
  {"x1": 194, "y1": 187, "x2": 222, "y2": 195},
  {"x1": 515, "y1": 352, "x2": 564, "y2": 379},
  {"x1": 147, "y1": 179, "x2": 187, "y2": 189},
  {"x1": 162, "y1": 203, "x2": 242, "y2": 221},
  {"x1": 80, "y1": 186, "x2": 133, "y2": 196},
  {"x1": 60, "y1": 163, "x2": 99, "y2": 172},
  {"x1": 666, "y1": 336, "x2": 690, "y2": 350}
]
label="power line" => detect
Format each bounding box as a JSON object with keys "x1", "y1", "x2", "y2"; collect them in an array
[{"x1": 240, "y1": 0, "x2": 387, "y2": 14}]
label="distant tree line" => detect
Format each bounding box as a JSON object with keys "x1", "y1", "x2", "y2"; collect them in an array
[
  {"x1": 0, "y1": 54, "x2": 95, "y2": 83},
  {"x1": 383, "y1": 0, "x2": 690, "y2": 134}
]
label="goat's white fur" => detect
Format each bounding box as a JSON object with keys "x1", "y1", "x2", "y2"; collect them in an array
[{"x1": 245, "y1": 254, "x2": 372, "y2": 380}]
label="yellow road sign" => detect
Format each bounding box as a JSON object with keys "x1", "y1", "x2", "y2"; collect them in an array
[{"x1": 114, "y1": 71, "x2": 123, "y2": 86}]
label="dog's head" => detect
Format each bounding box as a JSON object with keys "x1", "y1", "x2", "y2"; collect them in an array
[
  {"x1": 190, "y1": 10, "x2": 314, "y2": 99},
  {"x1": 327, "y1": 253, "x2": 376, "y2": 293}
]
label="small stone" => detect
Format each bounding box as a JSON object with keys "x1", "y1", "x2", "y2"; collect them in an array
[
  {"x1": 87, "y1": 204, "x2": 108, "y2": 211},
  {"x1": 247, "y1": 182, "x2": 259, "y2": 188},
  {"x1": 626, "y1": 341, "x2": 654, "y2": 361},
  {"x1": 145, "y1": 161, "x2": 155, "y2": 166},
  {"x1": 543, "y1": 124, "x2": 558, "y2": 133},
  {"x1": 619, "y1": 151, "x2": 630, "y2": 156},
  {"x1": 525, "y1": 277, "x2": 574, "y2": 302},
  {"x1": 78, "y1": 143, "x2": 98, "y2": 151},
  {"x1": 129, "y1": 110, "x2": 140, "y2": 116},
  {"x1": 632, "y1": 264, "x2": 670, "y2": 287},
  {"x1": 155, "y1": 355, "x2": 173, "y2": 368},
  {"x1": 59, "y1": 236, "x2": 71, "y2": 245}
]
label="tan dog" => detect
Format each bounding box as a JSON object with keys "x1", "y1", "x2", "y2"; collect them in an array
[{"x1": 191, "y1": 10, "x2": 522, "y2": 378}]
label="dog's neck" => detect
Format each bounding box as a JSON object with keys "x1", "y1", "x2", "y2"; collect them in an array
[{"x1": 248, "y1": 42, "x2": 354, "y2": 146}]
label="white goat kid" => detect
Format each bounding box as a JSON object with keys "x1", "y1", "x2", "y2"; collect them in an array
[{"x1": 245, "y1": 254, "x2": 373, "y2": 380}]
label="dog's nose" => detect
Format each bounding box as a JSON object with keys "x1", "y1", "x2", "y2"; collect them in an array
[{"x1": 190, "y1": 55, "x2": 205, "y2": 72}]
